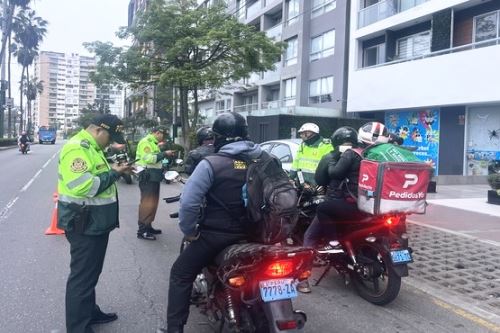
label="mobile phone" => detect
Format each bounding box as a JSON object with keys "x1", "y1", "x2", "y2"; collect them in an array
[{"x1": 127, "y1": 159, "x2": 140, "y2": 166}]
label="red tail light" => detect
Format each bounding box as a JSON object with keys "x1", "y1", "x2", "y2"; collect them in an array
[
  {"x1": 276, "y1": 320, "x2": 298, "y2": 330},
  {"x1": 384, "y1": 216, "x2": 400, "y2": 227},
  {"x1": 264, "y1": 260, "x2": 295, "y2": 277}
]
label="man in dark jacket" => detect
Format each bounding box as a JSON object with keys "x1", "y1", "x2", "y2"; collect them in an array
[
  {"x1": 164, "y1": 112, "x2": 262, "y2": 333},
  {"x1": 184, "y1": 126, "x2": 214, "y2": 175}
]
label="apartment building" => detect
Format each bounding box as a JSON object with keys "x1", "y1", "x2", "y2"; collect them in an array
[
  {"x1": 347, "y1": 0, "x2": 500, "y2": 181},
  {"x1": 34, "y1": 51, "x2": 124, "y2": 133},
  {"x1": 198, "y1": 0, "x2": 350, "y2": 141}
]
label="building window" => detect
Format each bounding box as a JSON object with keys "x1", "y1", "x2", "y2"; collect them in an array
[
  {"x1": 284, "y1": 37, "x2": 298, "y2": 66},
  {"x1": 363, "y1": 43, "x2": 385, "y2": 67},
  {"x1": 286, "y1": 0, "x2": 299, "y2": 26},
  {"x1": 283, "y1": 78, "x2": 296, "y2": 106},
  {"x1": 312, "y1": 0, "x2": 336, "y2": 18},
  {"x1": 474, "y1": 10, "x2": 500, "y2": 43},
  {"x1": 396, "y1": 31, "x2": 431, "y2": 60},
  {"x1": 309, "y1": 76, "x2": 333, "y2": 104},
  {"x1": 310, "y1": 30, "x2": 335, "y2": 62}
]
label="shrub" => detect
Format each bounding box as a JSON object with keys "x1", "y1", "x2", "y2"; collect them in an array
[{"x1": 487, "y1": 174, "x2": 500, "y2": 190}]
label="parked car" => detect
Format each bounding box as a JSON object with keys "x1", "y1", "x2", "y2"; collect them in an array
[{"x1": 260, "y1": 139, "x2": 301, "y2": 172}]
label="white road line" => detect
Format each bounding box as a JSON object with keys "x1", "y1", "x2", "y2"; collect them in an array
[
  {"x1": 0, "y1": 197, "x2": 19, "y2": 219},
  {"x1": 21, "y1": 169, "x2": 42, "y2": 192},
  {"x1": 408, "y1": 220, "x2": 500, "y2": 247}
]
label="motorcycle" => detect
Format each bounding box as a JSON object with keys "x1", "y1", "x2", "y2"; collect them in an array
[
  {"x1": 289, "y1": 175, "x2": 412, "y2": 305},
  {"x1": 106, "y1": 143, "x2": 134, "y2": 184},
  {"x1": 19, "y1": 142, "x2": 30, "y2": 154},
  {"x1": 164, "y1": 178, "x2": 314, "y2": 333}
]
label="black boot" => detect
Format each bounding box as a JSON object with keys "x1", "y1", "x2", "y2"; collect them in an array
[{"x1": 148, "y1": 225, "x2": 162, "y2": 234}]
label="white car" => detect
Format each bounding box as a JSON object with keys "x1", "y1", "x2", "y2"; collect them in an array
[{"x1": 260, "y1": 139, "x2": 301, "y2": 172}]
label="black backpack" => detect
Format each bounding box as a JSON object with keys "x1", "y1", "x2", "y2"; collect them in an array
[{"x1": 245, "y1": 151, "x2": 299, "y2": 244}]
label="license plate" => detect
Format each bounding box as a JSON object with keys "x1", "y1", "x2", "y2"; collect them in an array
[
  {"x1": 390, "y1": 249, "x2": 413, "y2": 264},
  {"x1": 259, "y1": 279, "x2": 297, "y2": 302}
]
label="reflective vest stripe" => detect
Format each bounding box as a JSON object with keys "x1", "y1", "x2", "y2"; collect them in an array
[
  {"x1": 66, "y1": 172, "x2": 93, "y2": 190},
  {"x1": 87, "y1": 177, "x2": 101, "y2": 197},
  {"x1": 58, "y1": 194, "x2": 116, "y2": 205}
]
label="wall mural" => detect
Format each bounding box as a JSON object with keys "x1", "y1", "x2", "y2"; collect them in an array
[
  {"x1": 466, "y1": 107, "x2": 500, "y2": 176},
  {"x1": 385, "y1": 108, "x2": 440, "y2": 175}
]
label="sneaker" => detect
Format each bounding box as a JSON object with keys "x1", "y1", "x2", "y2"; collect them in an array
[
  {"x1": 89, "y1": 311, "x2": 118, "y2": 325},
  {"x1": 148, "y1": 226, "x2": 162, "y2": 234},
  {"x1": 297, "y1": 281, "x2": 311, "y2": 293},
  {"x1": 317, "y1": 241, "x2": 344, "y2": 254},
  {"x1": 137, "y1": 231, "x2": 156, "y2": 241}
]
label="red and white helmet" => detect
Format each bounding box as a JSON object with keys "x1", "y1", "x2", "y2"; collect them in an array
[
  {"x1": 298, "y1": 123, "x2": 320, "y2": 134},
  {"x1": 358, "y1": 122, "x2": 389, "y2": 145}
]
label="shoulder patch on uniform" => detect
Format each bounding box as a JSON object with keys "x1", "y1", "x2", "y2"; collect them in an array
[
  {"x1": 70, "y1": 158, "x2": 88, "y2": 173},
  {"x1": 233, "y1": 160, "x2": 247, "y2": 170},
  {"x1": 80, "y1": 139, "x2": 90, "y2": 149},
  {"x1": 144, "y1": 147, "x2": 151, "y2": 153}
]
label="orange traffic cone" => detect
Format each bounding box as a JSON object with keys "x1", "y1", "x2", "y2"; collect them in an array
[{"x1": 45, "y1": 192, "x2": 65, "y2": 235}]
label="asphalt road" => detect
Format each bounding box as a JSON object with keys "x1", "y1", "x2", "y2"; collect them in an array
[{"x1": 0, "y1": 143, "x2": 498, "y2": 333}]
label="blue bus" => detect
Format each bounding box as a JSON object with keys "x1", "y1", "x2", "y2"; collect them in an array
[{"x1": 38, "y1": 126, "x2": 57, "y2": 144}]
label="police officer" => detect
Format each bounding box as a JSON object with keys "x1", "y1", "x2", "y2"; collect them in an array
[
  {"x1": 290, "y1": 122, "x2": 333, "y2": 186},
  {"x1": 136, "y1": 126, "x2": 175, "y2": 240},
  {"x1": 57, "y1": 114, "x2": 132, "y2": 333},
  {"x1": 184, "y1": 126, "x2": 214, "y2": 175},
  {"x1": 164, "y1": 112, "x2": 262, "y2": 333}
]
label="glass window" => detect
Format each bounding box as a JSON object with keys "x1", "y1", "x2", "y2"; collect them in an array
[
  {"x1": 283, "y1": 78, "x2": 296, "y2": 106},
  {"x1": 286, "y1": 0, "x2": 299, "y2": 26},
  {"x1": 284, "y1": 37, "x2": 298, "y2": 66},
  {"x1": 474, "y1": 11, "x2": 499, "y2": 43},
  {"x1": 396, "y1": 31, "x2": 431, "y2": 60},
  {"x1": 260, "y1": 143, "x2": 273, "y2": 152},
  {"x1": 270, "y1": 144, "x2": 293, "y2": 163},
  {"x1": 312, "y1": 0, "x2": 336, "y2": 18},
  {"x1": 310, "y1": 30, "x2": 335, "y2": 62},
  {"x1": 363, "y1": 43, "x2": 385, "y2": 67},
  {"x1": 309, "y1": 76, "x2": 333, "y2": 104}
]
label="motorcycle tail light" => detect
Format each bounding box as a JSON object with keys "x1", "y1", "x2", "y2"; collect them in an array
[
  {"x1": 228, "y1": 276, "x2": 246, "y2": 287},
  {"x1": 276, "y1": 320, "x2": 298, "y2": 330},
  {"x1": 384, "y1": 216, "x2": 400, "y2": 227},
  {"x1": 264, "y1": 260, "x2": 295, "y2": 278},
  {"x1": 298, "y1": 270, "x2": 311, "y2": 281}
]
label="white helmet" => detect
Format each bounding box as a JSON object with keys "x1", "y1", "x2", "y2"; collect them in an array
[
  {"x1": 298, "y1": 123, "x2": 319, "y2": 134},
  {"x1": 358, "y1": 122, "x2": 390, "y2": 145}
]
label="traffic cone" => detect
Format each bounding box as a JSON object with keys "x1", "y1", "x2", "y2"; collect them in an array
[{"x1": 45, "y1": 192, "x2": 65, "y2": 235}]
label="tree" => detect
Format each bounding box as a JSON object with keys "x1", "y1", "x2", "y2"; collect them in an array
[
  {"x1": 12, "y1": 8, "x2": 47, "y2": 132},
  {"x1": 0, "y1": 0, "x2": 31, "y2": 72},
  {"x1": 24, "y1": 76, "x2": 43, "y2": 132},
  {"x1": 85, "y1": 0, "x2": 283, "y2": 151}
]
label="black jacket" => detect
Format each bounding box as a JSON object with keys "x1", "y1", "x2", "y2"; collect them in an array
[
  {"x1": 185, "y1": 144, "x2": 214, "y2": 175},
  {"x1": 315, "y1": 149, "x2": 361, "y2": 198}
]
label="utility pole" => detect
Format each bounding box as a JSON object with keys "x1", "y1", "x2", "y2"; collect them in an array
[{"x1": 0, "y1": 0, "x2": 8, "y2": 138}]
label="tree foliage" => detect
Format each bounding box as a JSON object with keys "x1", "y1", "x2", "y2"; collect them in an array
[{"x1": 85, "y1": 0, "x2": 283, "y2": 150}]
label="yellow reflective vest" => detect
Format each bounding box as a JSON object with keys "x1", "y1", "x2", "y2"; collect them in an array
[{"x1": 291, "y1": 137, "x2": 333, "y2": 185}]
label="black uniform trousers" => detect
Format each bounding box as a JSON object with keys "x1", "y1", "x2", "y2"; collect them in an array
[
  {"x1": 65, "y1": 231, "x2": 110, "y2": 333},
  {"x1": 138, "y1": 179, "x2": 161, "y2": 233},
  {"x1": 167, "y1": 231, "x2": 246, "y2": 328}
]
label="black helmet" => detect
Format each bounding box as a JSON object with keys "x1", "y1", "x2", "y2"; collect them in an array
[
  {"x1": 196, "y1": 126, "x2": 213, "y2": 145},
  {"x1": 212, "y1": 112, "x2": 248, "y2": 140},
  {"x1": 330, "y1": 126, "x2": 358, "y2": 148}
]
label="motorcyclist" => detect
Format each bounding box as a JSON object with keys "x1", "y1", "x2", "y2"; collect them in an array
[
  {"x1": 289, "y1": 122, "x2": 333, "y2": 186},
  {"x1": 184, "y1": 126, "x2": 214, "y2": 175},
  {"x1": 18, "y1": 131, "x2": 31, "y2": 152},
  {"x1": 164, "y1": 112, "x2": 262, "y2": 333}
]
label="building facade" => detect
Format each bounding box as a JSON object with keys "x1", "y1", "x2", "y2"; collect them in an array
[
  {"x1": 347, "y1": 0, "x2": 500, "y2": 181},
  {"x1": 199, "y1": 0, "x2": 350, "y2": 141}
]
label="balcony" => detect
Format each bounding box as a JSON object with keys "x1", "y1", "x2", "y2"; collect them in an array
[
  {"x1": 347, "y1": 41, "x2": 500, "y2": 112},
  {"x1": 265, "y1": 23, "x2": 282, "y2": 39},
  {"x1": 358, "y1": 0, "x2": 429, "y2": 28},
  {"x1": 234, "y1": 103, "x2": 259, "y2": 114},
  {"x1": 246, "y1": 1, "x2": 262, "y2": 20}
]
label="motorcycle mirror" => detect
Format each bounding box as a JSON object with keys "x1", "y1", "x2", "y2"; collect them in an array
[
  {"x1": 164, "y1": 170, "x2": 181, "y2": 182},
  {"x1": 175, "y1": 158, "x2": 184, "y2": 166}
]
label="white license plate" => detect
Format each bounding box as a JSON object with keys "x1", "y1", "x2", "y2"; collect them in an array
[
  {"x1": 390, "y1": 249, "x2": 413, "y2": 264},
  {"x1": 259, "y1": 278, "x2": 297, "y2": 302}
]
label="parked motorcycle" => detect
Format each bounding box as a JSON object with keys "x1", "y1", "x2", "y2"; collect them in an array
[
  {"x1": 164, "y1": 189, "x2": 314, "y2": 332},
  {"x1": 105, "y1": 143, "x2": 134, "y2": 184}
]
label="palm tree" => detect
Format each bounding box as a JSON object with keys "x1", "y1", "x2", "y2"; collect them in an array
[
  {"x1": 25, "y1": 76, "x2": 43, "y2": 132},
  {"x1": 0, "y1": 0, "x2": 31, "y2": 71},
  {"x1": 12, "y1": 8, "x2": 47, "y2": 132}
]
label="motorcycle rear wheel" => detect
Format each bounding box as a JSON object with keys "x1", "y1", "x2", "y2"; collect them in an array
[
  {"x1": 220, "y1": 307, "x2": 270, "y2": 333},
  {"x1": 350, "y1": 243, "x2": 401, "y2": 305}
]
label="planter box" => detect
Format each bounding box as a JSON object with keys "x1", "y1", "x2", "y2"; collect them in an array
[
  {"x1": 427, "y1": 181, "x2": 437, "y2": 193},
  {"x1": 487, "y1": 190, "x2": 500, "y2": 205}
]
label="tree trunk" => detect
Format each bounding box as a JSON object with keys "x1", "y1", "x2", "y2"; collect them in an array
[
  {"x1": 179, "y1": 85, "x2": 191, "y2": 153},
  {"x1": 0, "y1": 4, "x2": 14, "y2": 73},
  {"x1": 26, "y1": 65, "x2": 31, "y2": 133},
  {"x1": 19, "y1": 66, "x2": 25, "y2": 132},
  {"x1": 7, "y1": 34, "x2": 12, "y2": 138}
]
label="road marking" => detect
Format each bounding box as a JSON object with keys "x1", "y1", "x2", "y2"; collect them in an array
[
  {"x1": 433, "y1": 298, "x2": 500, "y2": 332},
  {"x1": 0, "y1": 197, "x2": 18, "y2": 220},
  {"x1": 407, "y1": 220, "x2": 500, "y2": 247}
]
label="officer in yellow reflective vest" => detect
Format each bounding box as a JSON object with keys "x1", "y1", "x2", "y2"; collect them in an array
[
  {"x1": 290, "y1": 123, "x2": 333, "y2": 186},
  {"x1": 136, "y1": 126, "x2": 175, "y2": 240},
  {"x1": 57, "y1": 114, "x2": 132, "y2": 333}
]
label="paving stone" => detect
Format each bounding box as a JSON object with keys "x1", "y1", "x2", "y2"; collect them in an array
[{"x1": 406, "y1": 223, "x2": 500, "y2": 315}]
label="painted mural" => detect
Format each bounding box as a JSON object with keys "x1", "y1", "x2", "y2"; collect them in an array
[
  {"x1": 466, "y1": 107, "x2": 500, "y2": 176},
  {"x1": 385, "y1": 109, "x2": 440, "y2": 175}
]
